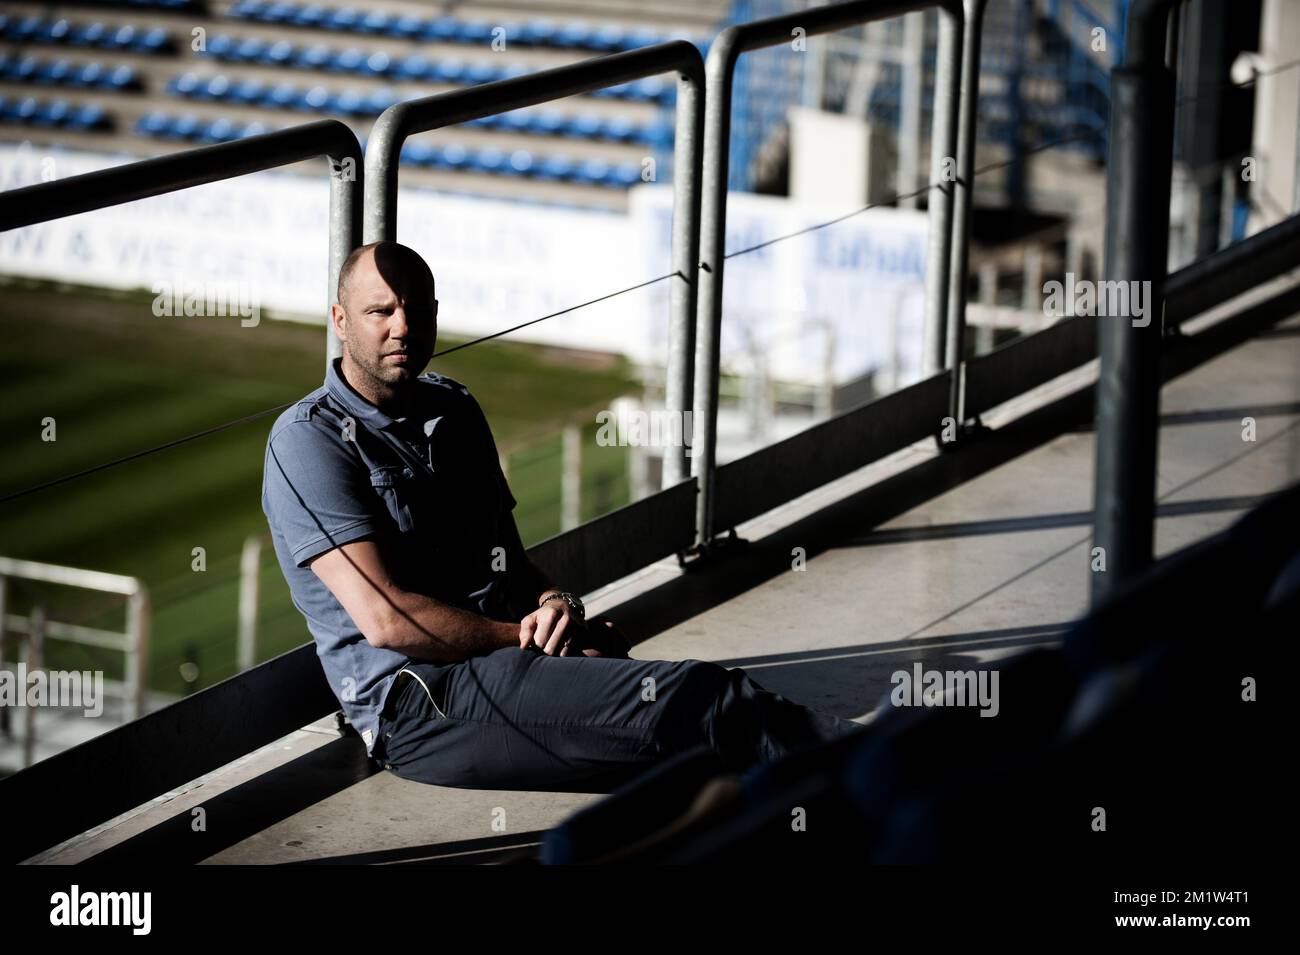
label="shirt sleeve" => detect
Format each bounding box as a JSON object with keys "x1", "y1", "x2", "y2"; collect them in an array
[
  {"x1": 262, "y1": 420, "x2": 383, "y2": 568},
  {"x1": 462, "y1": 391, "x2": 517, "y2": 513}
]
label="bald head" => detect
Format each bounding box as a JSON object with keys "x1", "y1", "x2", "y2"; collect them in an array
[
  {"x1": 331, "y1": 240, "x2": 438, "y2": 403},
  {"x1": 336, "y1": 240, "x2": 435, "y2": 312}
]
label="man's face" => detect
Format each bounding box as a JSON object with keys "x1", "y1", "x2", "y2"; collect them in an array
[{"x1": 336, "y1": 251, "x2": 437, "y2": 392}]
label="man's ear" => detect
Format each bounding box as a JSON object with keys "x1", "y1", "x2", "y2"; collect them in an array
[{"x1": 330, "y1": 302, "x2": 346, "y2": 343}]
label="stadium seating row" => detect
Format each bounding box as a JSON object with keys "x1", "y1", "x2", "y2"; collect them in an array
[
  {"x1": 0, "y1": 95, "x2": 110, "y2": 130},
  {"x1": 0, "y1": 53, "x2": 140, "y2": 91},
  {"x1": 197, "y1": 35, "x2": 675, "y2": 102},
  {"x1": 96, "y1": 0, "x2": 197, "y2": 7},
  {"x1": 226, "y1": 1, "x2": 685, "y2": 55},
  {"x1": 129, "y1": 109, "x2": 645, "y2": 186},
  {"x1": 0, "y1": 16, "x2": 173, "y2": 53},
  {"x1": 162, "y1": 72, "x2": 668, "y2": 144}
]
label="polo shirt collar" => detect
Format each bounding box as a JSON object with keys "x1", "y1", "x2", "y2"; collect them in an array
[{"x1": 325, "y1": 356, "x2": 411, "y2": 431}]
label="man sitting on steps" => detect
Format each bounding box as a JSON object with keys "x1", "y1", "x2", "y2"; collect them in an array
[{"x1": 261, "y1": 239, "x2": 863, "y2": 792}]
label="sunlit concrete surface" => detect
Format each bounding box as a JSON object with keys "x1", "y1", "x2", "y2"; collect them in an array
[{"x1": 29, "y1": 306, "x2": 1299, "y2": 864}]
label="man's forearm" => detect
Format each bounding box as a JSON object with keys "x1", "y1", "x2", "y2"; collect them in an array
[{"x1": 379, "y1": 590, "x2": 518, "y2": 664}]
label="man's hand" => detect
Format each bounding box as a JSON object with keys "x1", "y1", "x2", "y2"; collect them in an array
[
  {"x1": 519, "y1": 605, "x2": 631, "y2": 658},
  {"x1": 519, "y1": 599, "x2": 580, "y2": 656}
]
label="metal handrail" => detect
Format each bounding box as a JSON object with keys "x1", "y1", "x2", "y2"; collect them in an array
[
  {"x1": 0, "y1": 120, "x2": 364, "y2": 366},
  {"x1": 364, "y1": 41, "x2": 705, "y2": 488},
  {"x1": 690, "y1": 0, "x2": 979, "y2": 549}
]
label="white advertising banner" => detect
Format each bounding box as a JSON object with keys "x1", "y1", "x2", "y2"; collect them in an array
[{"x1": 1, "y1": 143, "x2": 928, "y2": 387}]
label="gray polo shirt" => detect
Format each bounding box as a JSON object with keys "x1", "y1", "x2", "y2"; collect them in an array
[{"x1": 261, "y1": 357, "x2": 518, "y2": 755}]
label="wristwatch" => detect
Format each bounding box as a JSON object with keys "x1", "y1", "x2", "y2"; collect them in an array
[{"x1": 539, "y1": 590, "x2": 585, "y2": 622}]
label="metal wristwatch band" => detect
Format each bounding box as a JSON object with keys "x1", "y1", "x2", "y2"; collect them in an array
[{"x1": 540, "y1": 590, "x2": 585, "y2": 621}]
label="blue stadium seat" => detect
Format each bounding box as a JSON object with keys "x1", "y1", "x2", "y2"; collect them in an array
[
  {"x1": 390, "y1": 14, "x2": 424, "y2": 39},
  {"x1": 14, "y1": 17, "x2": 44, "y2": 42},
  {"x1": 434, "y1": 143, "x2": 469, "y2": 170},
  {"x1": 205, "y1": 34, "x2": 236, "y2": 59},
  {"x1": 465, "y1": 62, "x2": 498, "y2": 85},
  {"x1": 396, "y1": 55, "x2": 430, "y2": 81},
  {"x1": 71, "y1": 103, "x2": 106, "y2": 130},
  {"x1": 534, "y1": 110, "x2": 566, "y2": 136},
  {"x1": 135, "y1": 112, "x2": 170, "y2": 136},
  {"x1": 76, "y1": 62, "x2": 106, "y2": 87},
  {"x1": 332, "y1": 47, "x2": 365, "y2": 73},
  {"x1": 234, "y1": 38, "x2": 267, "y2": 62},
  {"x1": 472, "y1": 147, "x2": 506, "y2": 174},
  {"x1": 602, "y1": 117, "x2": 636, "y2": 143},
  {"x1": 333, "y1": 89, "x2": 365, "y2": 114},
  {"x1": 137, "y1": 27, "x2": 170, "y2": 52},
  {"x1": 202, "y1": 117, "x2": 238, "y2": 142},
  {"x1": 231, "y1": 78, "x2": 267, "y2": 103},
  {"x1": 609, "y1": 163, "x2": 642, "y2": 188},
  {"x1": 44, "y1": 59, "x2": 74, "y2": 84},
  {"x1": 265, "y1": 82, "x2": 299, "y2": 109},
  {"x1": 400, "y1": 140, "x2": 434, "y2": 165},
  {"x1": 361, "y1": 51, "x2": 391, "y2": 76},
  {"x1": 264, "y1": 3, "x2": 297, "y2": 24},
  {"x1": 360, "y1": 11, "x2": 391, "y2": 34},
  {"x1": 499, "y1": 111, "x2": 531, "y2": 134},
  {"x1": 31, "y1": 99, "x2": 61, "y2": 126},
  {"x1": 301, "y1": 85, "x2": 331, "y2": 111},
  {"x1": 240, "y1": 120, "x2": 270, "y2": 138},
  {"x1": 621, "y1": 28, "x2": 662, "y2": 51},
  {"x1": 431, "y1": 60, "x2": 466, "y2": 84},
  {"x1": 456, "y1": 21, "x2": 493, "y2": 44},
  {"x1": 170, "y1": 72, "x2": 201, "y2": 96},
  {"x1": 107, "y1": 65, "x2": 137, "y2": 90},
  {"x1": 423, "y1": 18, "x2": 458, "y2": 43},
  {"x1": 202, "y1": 75, "x2": 232, "y2": 100},
  {"x1": 568, "y1": 115, "x2": 603, "y2": 139},
  {"x1": 365, "y1": 88, "x2": 398, "y2": 114},
  {"x1": 575, "y1": 158, "x2": 609, "y2": 185},
  {"x1": 519, "y1": 20, "x2": 557, "y2": 47},
  {"x1": 538, "y1": 154, "x2": 575, "y2": 180},
  {"x1": 326, "y1": 8, "x2": 361, "y2": 32},
  {"x1": 265, "y1": 40, "x2": 296, "y2": 65},
  {"x1": 110, "y1": 26, "x2": 138, "y2": 50},
  {"x1": 292, "y1": 4, "x2": 328, "y2": 28},
  {"x1": 170, "y1": 113, "x2": 201, "y2": 138},
  {"x1": 506, "y1": 149, "x2": 535, "y2": 176},
  {"x1": 47, "y1": 19, "x2": 72, "y2": 43},
  {"x1": 554, "y1": 23, "x2": 592, "y2": 49},
  {"x1": 590, "y1": 26, "x2": 625, "y2": 52},
  {"x1": 14, "y1": 97, "x2": 40, "y2": 122},
  {"x1": 296, "y1": 44, "x2": 332, "y2": 69}
]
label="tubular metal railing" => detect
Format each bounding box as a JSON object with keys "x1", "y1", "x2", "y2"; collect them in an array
[
  {"x1": 691, "y1": 0, "x2": 977, "y2": 549},
  {"x1": 363, "y1": 41, "x2": 705, "y2": 490},
  {"x1": 0, "y1": 120, "x2": 363, "y2": 365}
]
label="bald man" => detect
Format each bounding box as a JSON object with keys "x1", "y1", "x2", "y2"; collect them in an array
[{"x1": 261, "y1": 240, "x2": 863, "y2": 792}]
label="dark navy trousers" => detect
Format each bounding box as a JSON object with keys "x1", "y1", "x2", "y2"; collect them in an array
[{"x1": 373, "y1": 646, "x2": 863, "y2": 792}]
